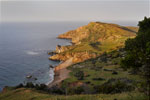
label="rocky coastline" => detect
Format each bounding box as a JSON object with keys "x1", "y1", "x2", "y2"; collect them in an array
[
  {"x1": 48, "y1": 45, "x2": 75, "y2": 87},
  {"x1": 48, "y1": 21, "x2": 138, "y2": 87}
]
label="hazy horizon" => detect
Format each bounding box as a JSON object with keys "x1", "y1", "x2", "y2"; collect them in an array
[{"x1": 0, "y1": 0, "x2": 149, "y2": 23}]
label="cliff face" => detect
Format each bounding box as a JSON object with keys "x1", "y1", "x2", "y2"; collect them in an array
[
  {"x1": 55, "y1": 45, "x2": 73, "y2": 53},
  {"x1": 50, "y1": 22, "x2": 138, "y2": 63},
  {"x1": 50, "y1": 51, "x2": 97, "y2": 63}
]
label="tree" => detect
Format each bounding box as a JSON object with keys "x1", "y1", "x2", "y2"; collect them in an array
[{"x1": 121, "y1": 17, "x2": 150, "y2": 96}]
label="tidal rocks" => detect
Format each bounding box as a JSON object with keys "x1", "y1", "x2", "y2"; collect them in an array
[
  {"x1": 26, "y1": 75, "x2": 37, "y2": 81},
  {"x1": 34, "y1": 78, "x2": 38, "y2": 80},
  {"x1": 47, "y1": 51, "x2": 56, "y2": 56},
  {"x1": 49, "y1": 65, "x2": 55, "y2": 68},
  {"x1": 26, "y1": 75, "x2": 32, "y2": 79}
]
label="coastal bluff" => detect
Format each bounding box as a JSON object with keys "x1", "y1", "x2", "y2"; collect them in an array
[
  {"x1": 48, "y1": 21, "x2": 138, "y2": 87},
  {"x1": 50, "y1": 21, "x2": 138, "y2": 64}
]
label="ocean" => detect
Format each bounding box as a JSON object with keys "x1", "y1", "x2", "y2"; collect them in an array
[
  {"x1": 0, "y1": 21, "x2": 137, "y2": 91},
  {"x1": 0, "y1": 21, "x2": 88, "y2": 90}
]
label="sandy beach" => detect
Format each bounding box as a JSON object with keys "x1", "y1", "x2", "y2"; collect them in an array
[{"x1": 48, "y1": 58, "x2": 73, "y2": 87}]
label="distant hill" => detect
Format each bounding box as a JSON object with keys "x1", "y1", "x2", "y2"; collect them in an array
[{"x1": 50, "y1": 22, "x2": 138, "y2": 63}]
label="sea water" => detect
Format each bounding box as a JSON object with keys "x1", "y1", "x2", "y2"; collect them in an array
[{"x1": 0, "y1": 21, "x2": 88, "y2": 90}]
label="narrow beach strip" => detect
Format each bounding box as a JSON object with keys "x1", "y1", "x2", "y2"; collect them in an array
[{"x1": 48, "y1": 58, "x2": 73, "y2": 87}]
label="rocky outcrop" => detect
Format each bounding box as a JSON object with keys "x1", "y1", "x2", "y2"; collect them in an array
[
  {"x1": 55, "y1": 45, "x2": 73, "y2": 53},
  {"x1": 50, "y1": 51, "x2": 98, "y2": 63}
]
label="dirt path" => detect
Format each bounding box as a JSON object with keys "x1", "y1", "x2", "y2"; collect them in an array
[{"x1": 48, "y1": 58, "x2": 73, "y2": 87}]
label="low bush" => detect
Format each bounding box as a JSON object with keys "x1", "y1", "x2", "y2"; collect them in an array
[
  {"x1": 94, "y1": 78, "x2": 135, "y2": 94},
  {"x1": 74, "y1": 70, "x2": 84, "y2": 80}
]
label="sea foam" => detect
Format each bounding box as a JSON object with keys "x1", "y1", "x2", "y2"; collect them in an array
[{"x1": 26, "y1": 51, "x2": 39, "y2": 55}]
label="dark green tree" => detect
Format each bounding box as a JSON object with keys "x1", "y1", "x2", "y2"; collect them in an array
[{"x1": 121, "y1": 17, "x2": 150, "y2": 96}]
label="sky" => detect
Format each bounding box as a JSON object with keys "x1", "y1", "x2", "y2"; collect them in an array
[{"x1": 0, "y1": 0, "x2": 149, "y2": 22}]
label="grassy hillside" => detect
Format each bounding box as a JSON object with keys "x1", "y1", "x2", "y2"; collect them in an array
[
  {"x1": 55, "y1": 49, "x2": 147, "y2": 95},
  {"x1": 0, "y1": 88, "x2": 148, "y2": 100},
  {"x1": 65, "y1": 50, "x2": 142, "y2": 85}
]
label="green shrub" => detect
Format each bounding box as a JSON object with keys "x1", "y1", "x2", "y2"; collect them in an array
[
  {"x1": 25, "y1": 82, "x2": 34, "y2": 88},
  {"x1": 74, "y1": 71, "x2": 84, "y2": 80},
  {"x1": 15, "y1": 83, "x2": 24, "y2": 89},
  {"x1": 112, "y1": 58, "x2": 121, "y2": 65},
  {"x1": 94, "y1": 78, "x2": 135, "y2": 94}
]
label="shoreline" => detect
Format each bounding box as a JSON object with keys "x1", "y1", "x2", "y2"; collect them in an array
[
  {"x1": 48, "y1": 56, "x2": 73, "y2": 87},
  {"x1": 48, "y1": 34, "x2": 74, "y2": 87}
]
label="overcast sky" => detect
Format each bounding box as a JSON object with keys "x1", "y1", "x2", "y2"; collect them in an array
[{"x1": 0, "y1": 0, "x2": 149, "y2": 22}]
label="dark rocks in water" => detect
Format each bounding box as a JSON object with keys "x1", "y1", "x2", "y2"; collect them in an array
[
  {"x1": 34, "y1": 78, "x2": 38, "y2": 80},
  {"x1": 112, "y1": 71, "x2": 118, "y2": 75},
  {"x1": 47, "y1": 51, "x2": 56, "y2": 56},
  {"x1": 57, "y1": 45, "x2": 61, "y2": 48},
  {"x1": 49, "y1": 58, "x2": 61, "y2": 62},
  {"x1": 49, "y1": 65, "x2": 55, "y2": 68},
  {"x1": 26, "y1": 75, "x2": 37, "y2": 80},
  {"x1": 26, "y1": 75, "x2": 32, "y2": 79}
]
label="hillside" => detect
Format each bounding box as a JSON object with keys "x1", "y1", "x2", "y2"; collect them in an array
[
  {"x1": 0, "y1": 88, "x2": 147, "y2": 100},
  {"x1": 50, "y1": 22, "x2": 137, "y2": 63},
  {"x1": 48, "y1": 49, "x2": 147, "y2": 96},
  {"x1": 0, "y1": 50, "x2": 148, "y2": 100}
]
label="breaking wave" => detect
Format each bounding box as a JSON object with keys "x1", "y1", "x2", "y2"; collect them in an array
[{"x1": 26, "y1": 51, "x2": 39, "y2": 55}]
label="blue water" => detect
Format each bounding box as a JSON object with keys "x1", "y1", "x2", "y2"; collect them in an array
[{"x1": 0, "y1": 21, "x2": 88, "y2": 90}]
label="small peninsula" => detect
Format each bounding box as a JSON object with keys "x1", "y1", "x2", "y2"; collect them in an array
[{"x1": 50, "y1": 22, "x2": 137, "y2": 63}]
